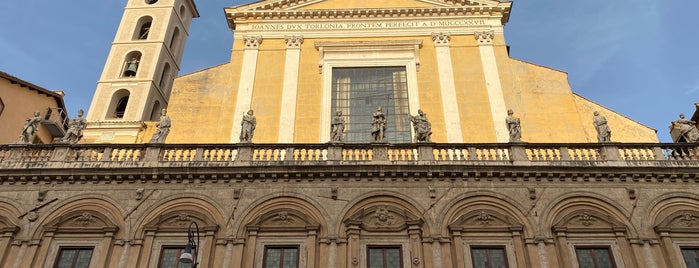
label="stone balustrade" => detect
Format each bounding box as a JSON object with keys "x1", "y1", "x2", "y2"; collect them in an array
[{"x1": 0, "y1": 142, "x2": 697, "y2": 169}]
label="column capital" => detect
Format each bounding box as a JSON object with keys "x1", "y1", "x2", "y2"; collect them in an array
[
  {"x1": 285, "y1": 35, "x2": 304, "y2": 49},
  {"x1": 474, "y1": 31, "x2": 495, "y2": 45},
  {"x1": 431, "y1": 32, "x2": 451, "y2": 46},
  {"x1": 243, "y1": 35, "x2": 263, "y2": 49}
]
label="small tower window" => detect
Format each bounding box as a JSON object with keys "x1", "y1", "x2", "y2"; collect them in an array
[
  {"x1": 133, "y1": 16, "x2": 153, "y2": 40},
  {"x1": 146, "y1": 0, "x2": 158, "y2": 4},
  {"x1": 122, "y1": 51, "x2": 142, "y2": 78},
  {"x1": 149, "y1": 101, "x2": 161, "y2": 121},
  {"x1": 169, "y1": 27, "x2": 180, "y2": 53},
  {"x1": 179, "y1": 5, "x2": 186, "y2": 18},
  {"x1": 159, "y1": 63, "x2": 171, "y2": 90},
  {"x1": 108, "y1": 89, "x2": 131, "y2": 119}
]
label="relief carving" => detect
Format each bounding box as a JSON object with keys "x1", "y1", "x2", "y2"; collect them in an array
[
  {"x1": 431, "y1": 32, "x2": 451, "y2": 46},
  {"x1": 171, "y1": 213, "x2": 192, "y2": 226},
  {"x1": 474, "y1": 31, "x2": 495, "y2": 44},
  {"x1": 374, "y1": 206, "x2": 395, "y2": 226},
  {"x1": 285, "y1": 35, "x2": 304, "y2": 48},
  {"x1": 244, "y1": 35, "x2": 263, "y2": 49},
  {"x1": 74, "y1": 212, "x2": 96, "y2": 227}
]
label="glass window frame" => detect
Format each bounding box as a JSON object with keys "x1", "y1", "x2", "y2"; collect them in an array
[
  {"x1": 53, "y1": 246, "x2": 94, "y2": 268},
  {"x1": 156, "y1": 246, "x2": 191, "y2": 268},
  {"x1": 574, "y1": 246, "x2": 617, "y2": 268},
  {"x1": 470, "y1": 246, "x2": 509, "y2": 268},
  {"x1": 681, "y1": 247, "x2": 699, "y2": 268},
  {"x1": 262, "y1": 245, "x2": 300, "y2": 268},
  {"x1": 366, "y1": 245, "x2": 403, "y2": 268}
]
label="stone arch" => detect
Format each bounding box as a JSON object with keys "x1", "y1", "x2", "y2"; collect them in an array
[
  {"x1": 235, "y1": 195, "x2": 329, "y2": 268},
  {"x1": 337, "y1": 190, "x2": 428, "y2": 235},
  {"x1": 439, "y1": 192, "x2": 532, "y2": 268},
  {"x1": 31, "y1": 195, "x2": 125, "y2": 240},
  {"x1": 438, "y1": 191, "x2": 532, "y2": 237},
  {"x1": 132, "y1": 195, "x2": 226, "y2": 268},
  {"x1": 29, "y1": 196, "x2": 124, "y2": 268},
  {"x1": 544, "y1": 192, "x2": 638, "y2": 268},
  {"x1": 646, "y1": 193, "x2": 699, "y2": 268},
  {"x1": 236, "y1": 193, "x2": 329, "y2": 237},
  {"x1": 339, "y1": 193, "x2": 428, "y2": 268},
  {"x1": 0, "y1": 199, "x2": 21, "y2": 267},
  {"x1": 134, "y1": 194, "x2": 226, "y2": 237},
  {"x1": 646, "y1": 192, "x2": 699, "y2": 230},
  {"x1": 108, "y1": 88, "x2": 131, "y2": 119},
  {"x1": 542, "y1": 191, "x2": 634, "y2": 237}
]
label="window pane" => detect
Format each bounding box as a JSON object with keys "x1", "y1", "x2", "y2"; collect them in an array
[
  {"x1": 682, "y1": 248, "x2": 699, "y2": 268},
  {"x1": 471, "y1": 247, "x2": 508, "y2": 268},
  {"x1": 264, "y1": 246, "x2": 299, "y2": 268},
  {"x1": 332, "y1": 67, "x2": 411, "y2": 143},
  {"x1": 368, "y1": 246, "x2": 402, "y2": 268},
  {"x1": 576, "y1": 247, "x2": 615, "y2": 268},
  {"x1": 158, "y1": 247, "x2": 191, "y2": 268},
  {"x1": 55, "y1": 248, "x2": 93, "y2": 268}
]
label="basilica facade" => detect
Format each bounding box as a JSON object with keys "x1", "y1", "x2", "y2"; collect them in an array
[{"x1": 1, "y1": 0, "x2": 699, "y2": 268}]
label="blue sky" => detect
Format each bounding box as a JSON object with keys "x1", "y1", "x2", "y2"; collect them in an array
[{"x1": 1, "y1": 0, "x2": 697, "y2": 142}]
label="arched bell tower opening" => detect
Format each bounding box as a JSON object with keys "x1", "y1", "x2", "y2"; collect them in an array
[{"x1": 83, "y1": 0, "x2": 199, "y2": 143}]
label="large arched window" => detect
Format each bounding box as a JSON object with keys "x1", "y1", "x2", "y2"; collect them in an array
[
  {"x1": 108, "y1": 89, "x2": 130, "y2": 119},
  {"x1": 122, "y1": 51, "x2": 142, "y2": 78},
  {"x1": 133, "y1": 16, "x2": 153, "y2": 40}
]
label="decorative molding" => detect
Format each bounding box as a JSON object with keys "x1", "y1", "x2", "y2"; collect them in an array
[
  {"x1": 74, "y1": 212, "x2": 97, "y2": 227},
  {"x1": 474, "y1": 30, "x2": 494, "y2": 44},
  {"x1": 432, "y1": 32, "x2": 451, "y2": 46},
  {"x1": 243, "y1": 35, "x2": 263, "y2": 49},
  {"x1": 285, "y1": 35, "x2": 304, "y2": 49}
]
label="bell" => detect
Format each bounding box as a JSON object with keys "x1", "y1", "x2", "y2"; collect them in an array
[{"x1": 124, "y1": 60, "x2": 139, "y2": 77}]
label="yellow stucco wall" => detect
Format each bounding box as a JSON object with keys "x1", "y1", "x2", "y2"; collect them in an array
[
  {"x1": 0, "y1": 78, "x2": 63, "y2": 144},
  {"x1": 294, "y1": 39, "x2": 323, "y2": 143},
  {"x1": 249, "y1": 39, "x2": 286, "y2": 143}
]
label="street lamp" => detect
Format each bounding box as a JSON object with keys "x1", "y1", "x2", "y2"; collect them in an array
[{"x1": 179, "y1": 221, "x2": 200, "y2": 268}]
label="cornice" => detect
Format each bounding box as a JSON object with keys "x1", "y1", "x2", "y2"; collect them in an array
[{"x1": 226, "y1": 6, "x2": 511, "y2": 30}]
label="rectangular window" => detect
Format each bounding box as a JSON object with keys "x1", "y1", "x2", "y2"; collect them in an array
[
  {"x1": 471, "y1": 246, "x2": 509, "y2": 268},
  {"x1": 682, "y1": 247, "x2": 699, "y2": 268},
  {"x1": 332, "y1": 67, "x2": 411, "y2": 143},
  {"x1": 575, "y1": 247, "x2": 616, "y2": 268},
  {"x1": 368, "y1": 246, "x2": 402, "y2": 268},
  {"x1": 157, "y1": 246, "x2": 192, "y2": 268},
  {"x1": 53, "y1": 247, "x2": 93, "y2": 268},
  {"x1": 263, "y1": 246, "x2": 299, "y2": 268}
]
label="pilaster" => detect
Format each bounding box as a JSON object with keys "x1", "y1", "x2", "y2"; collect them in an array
[
  {"x1": 231, "y1": 36, "x2": 262, "y2": 143},
  {"x1": 278, "y1": 36, "x2": 303, "y2": 143},
  {"x1": 475, "y1": 31, "x2": 509, "y2": 142},
  {"x1": 432, "y1": 32, "x2": 463, "y2": 143}
]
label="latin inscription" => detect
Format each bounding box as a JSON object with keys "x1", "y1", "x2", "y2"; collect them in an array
[{"x1": 249, "y1": 20, "x2": 487, "y2": 31}]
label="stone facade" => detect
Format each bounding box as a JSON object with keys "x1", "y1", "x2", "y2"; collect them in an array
[{"x1": 0, "y1": 143, "x2": 699, "y2": 267}]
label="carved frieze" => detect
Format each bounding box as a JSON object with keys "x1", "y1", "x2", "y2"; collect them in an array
[{"x1": 344, "y1": 205, "x2": 422, "y2": 232}]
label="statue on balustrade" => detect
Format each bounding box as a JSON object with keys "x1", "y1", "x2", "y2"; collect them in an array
[
  {"x1": 19, "y1": 111, "x2": 42, "y2": 144},
  {"x1": 149, "y1": 109, "x2": 171, "y2": 143},
  {"x1": 671, "y1": 114, "x2": 699, "y2": 142},
  {"x1": 371, "y1": 106, "x2": 387, "y2": 143},
  {"x1": 240, "y1": 109, "x2": 256, "y2": 143},
  {"x1": 330, "y1": 110, "x2": 345, "y2": 143},
  {"x1": 506, "y1": 109, "x2": 521, "y2": 142},
  {"x1": 593, "y1": 111, "x2": 611, "y2": 142},
  {"x1": 410, "y1": 109, "x2": 432, "y2": 142},
  {"x1": 60, "y1": 109, "x2": 87, "y2": 144}
]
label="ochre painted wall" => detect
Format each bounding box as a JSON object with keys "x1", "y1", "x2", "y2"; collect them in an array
[{"x1": 0, "y1": 78, "x2": 63, "y2": 144}]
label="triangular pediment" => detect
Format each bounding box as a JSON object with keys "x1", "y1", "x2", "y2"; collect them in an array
[{"x1": 229, "y1": 0, "x2": 508, "y2": 12}]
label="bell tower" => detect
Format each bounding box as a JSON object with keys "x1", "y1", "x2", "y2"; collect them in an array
[{"x1": 83, "y1": 0, "x2": 199, "y2": 143}]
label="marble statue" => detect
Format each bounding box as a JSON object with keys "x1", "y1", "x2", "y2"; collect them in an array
[
  {"x1": 371, "y1": 106, "x2": 387, "y2": 142},
  {"x1": 19, "y1": 111, "x2": 42, "y2": 144},
  {"x1": 240, "y1": 109, "x2": 256, "y2": 143},
  {"x1": 506, "y1": 109, "x2": 521, "y2": 142},
  {"x1": 149, "y1": 109, "x2": 171, "y2": 143},
  {"x1": 410, "y1": 109, "x2": 432, "y2": 142},
  {"x1": 60, "y1": 109, "x2": 87, "y2": 144},
  {"x1": 672, "y1": 114, "x2": 699, "y2": 142},
  {"x1": 331, "y1": 110, "x2": 345, "y2": 143},
  {"x1": 593, "y1": 111, "x2": 611, "y2": 142}
]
